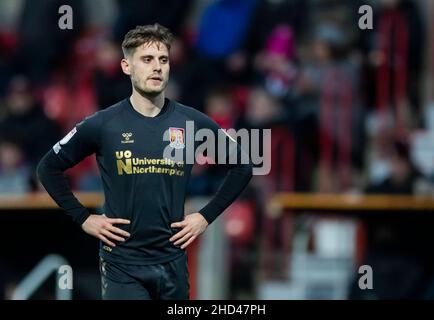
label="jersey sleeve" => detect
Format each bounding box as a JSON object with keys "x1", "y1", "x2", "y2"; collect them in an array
[
  {"x1": 53, "y1": 113, "x2": 102, "y2": 166},
  {"x1": 37, "y1": 112, "x2": 102, "y2": 225},
  {"x1": 192, "y1": 111, "x2": 253, "y2": 224}
]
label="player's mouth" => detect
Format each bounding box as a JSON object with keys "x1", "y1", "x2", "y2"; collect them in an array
[{"x1": 148, "y1": 76, "x2": 163, "y2": 82}]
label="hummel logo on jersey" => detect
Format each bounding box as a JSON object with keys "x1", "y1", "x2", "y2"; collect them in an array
[{"x1": 121, "y1": 132, "x2": 134, "y2": 144}]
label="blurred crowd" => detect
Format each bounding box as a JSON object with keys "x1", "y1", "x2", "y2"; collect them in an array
[{"x1": 0, "y1": 0, "x2": 433, "y2": 299}]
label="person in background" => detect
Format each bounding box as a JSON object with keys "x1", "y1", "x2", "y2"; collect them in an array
[
  {"x1": 13, "y1": 0, "x2": 85, "y2": 84},
  {"x1": 0, "y1": 76, "x2": 61, "y2": 169},
  {"x1": 366, "y1": 140, "x2": 431, "y2": 195},
  {"x1": 94, "y1": 39, "x2": 132, "y2": 110},
  {"x1": 253, "y1": 24, "x2": 297, "y2": 100},
  {"x1": 350, "y1": 140, "x2": 434, "y2": 299},
  {"x1": 0, "y1": 137, "x2": 30, "y2": 194}
]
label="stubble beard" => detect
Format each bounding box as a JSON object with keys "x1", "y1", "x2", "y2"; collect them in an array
[{"x1": 132, "y1": 76, "x2": 167, "y2": 99}]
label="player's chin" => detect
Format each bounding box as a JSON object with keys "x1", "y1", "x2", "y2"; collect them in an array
[
  {"x1": 140, "y1": 84, "x2": 162, "y2": 93},
  {"x1": 149, "y1": 83, "x2": 167, "y2": 92},
  {"x1": 147, "y1": 88, "x2": 164, "y2": 95}
]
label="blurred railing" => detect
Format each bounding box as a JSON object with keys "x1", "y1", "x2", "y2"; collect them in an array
[
  {"x1": 262, "y1": 192, "x2": 434, "y2": 283},
  {"x1": 3, "y1": 192, "x2": 434, "y2": 298},
  {"x1": 268, "y1": 193, "x2": 434, "y2": 214},
  {"x1": 11, "y1": 254, "x2": 72, "y2": 300},
  {"x1": 0, "y1": 192, "x2": 103, "y2": 209},
  {"x1": 0, "y1": 192, "x2": 206, "y2": 299}
]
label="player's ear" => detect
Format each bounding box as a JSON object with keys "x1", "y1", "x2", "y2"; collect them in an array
[{"x1": 121, "y1": 58, "x2": 131, "y2": 76}]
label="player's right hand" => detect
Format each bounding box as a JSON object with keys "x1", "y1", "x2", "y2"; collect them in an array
[{"x1": 81, "y1": 214, "x2": 131, "y2": 247}]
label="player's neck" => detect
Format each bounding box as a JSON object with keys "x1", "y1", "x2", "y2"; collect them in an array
[{"x1": 129, "y1": 90, "x2": 165, "y2": 117}]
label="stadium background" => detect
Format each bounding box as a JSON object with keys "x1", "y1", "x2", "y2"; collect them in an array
[{"x1": 0, "y1": 0, "x2": 434, "y2": 299}]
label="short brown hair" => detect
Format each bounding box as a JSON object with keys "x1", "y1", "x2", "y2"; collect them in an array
[{"x1": 121, "y1": 24, "x2": 174, "y2": 57}]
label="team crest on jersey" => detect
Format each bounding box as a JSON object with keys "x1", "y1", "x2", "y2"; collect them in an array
[{"x1": 169, "y1": 127, "x2": 185, "y2": 149}]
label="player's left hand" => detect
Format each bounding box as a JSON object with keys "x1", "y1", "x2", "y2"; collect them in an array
[{"x1": 170, "y1": 213, "x2": 209, "y2": 249}]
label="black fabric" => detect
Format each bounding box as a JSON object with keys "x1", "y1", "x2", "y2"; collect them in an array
[
  {"x1": 99, "y1": 252, "x2": 189, "y2": 300},
  {"x1": 0, "y1": 104, "x2": 61, "y2": 168},
  {"x1": 37, "y1": 98, "x2": 252, "y2": 265},
  {"x1": 37, "y1": 149, "x2": 91, "y2": 225}
]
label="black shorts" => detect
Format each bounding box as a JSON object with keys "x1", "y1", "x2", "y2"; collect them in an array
[{"x1": 99, "y1": 253, "x2": 190, "y2": 300}]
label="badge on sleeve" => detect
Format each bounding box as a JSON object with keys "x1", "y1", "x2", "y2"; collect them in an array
[{"x1": 53, "y1": 127, "x2": 77, "y2": 154}]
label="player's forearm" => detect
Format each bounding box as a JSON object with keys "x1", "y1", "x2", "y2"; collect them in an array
[
  {"x1": 37, "y1": 149, "x2": 90, "y2": 225},
  {"x1": 199, "y1": 162, "x2": 253, "y2": 224}
]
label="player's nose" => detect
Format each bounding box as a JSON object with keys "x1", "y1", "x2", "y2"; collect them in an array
[{"x1": 153, "y1": 60, "x2": 162, "y2": 72}]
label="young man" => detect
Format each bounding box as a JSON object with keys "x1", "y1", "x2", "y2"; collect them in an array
[{"x1": 37, "y1": 24, "x2": 252, "y2": 300}]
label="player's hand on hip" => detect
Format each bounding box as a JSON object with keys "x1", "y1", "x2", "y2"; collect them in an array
[
  {"x1": 170, "y1": 213, "x2": 208, "y2": 249},
  {"x1": 81, "y1": 214, "x2": 131, "y2": 247}
]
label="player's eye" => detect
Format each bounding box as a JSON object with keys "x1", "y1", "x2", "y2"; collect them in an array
[
  {"x1": 142, "y1": 57, "x2": 152, "y2": 63},
  {"x1": 160, "y1": 57, "x2": 168, "y2": 64}
]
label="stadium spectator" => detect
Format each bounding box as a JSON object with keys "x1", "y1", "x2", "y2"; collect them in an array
[
  {"x1": 359, "y1": 0, "x2": 425, "y2": 129},
  {"x1": 350, "y1": 139, "x2": 433, "y2": 299},
  {"x1": 180, "y1": 0, "x2": 256, "y2": 110},
  {"x1": 0, "y1": 76, "x2": 61, "y2": 168},
  {"x1": 94, "y1": 39, "x2": 131, "y2": 109},
  {"x1": 112, "y1": 0, "x2": 192, "y2": 41},
  {"x1": 366, "y1": 140, "x2": 431, "y2": 195},
  {"x1": 253, "y1": 24, "x2": 297, "y2": 100},
  {"x1": 13, "y1": 0, "x2": 85, "y2": 84},
  {"x1": 0, "y1": 137, "x2": 30, "y2": 194}
]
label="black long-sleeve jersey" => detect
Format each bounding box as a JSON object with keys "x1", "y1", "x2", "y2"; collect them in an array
[{"x1": 37, "y1": 98, "x2": 252, "y2": 265}]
